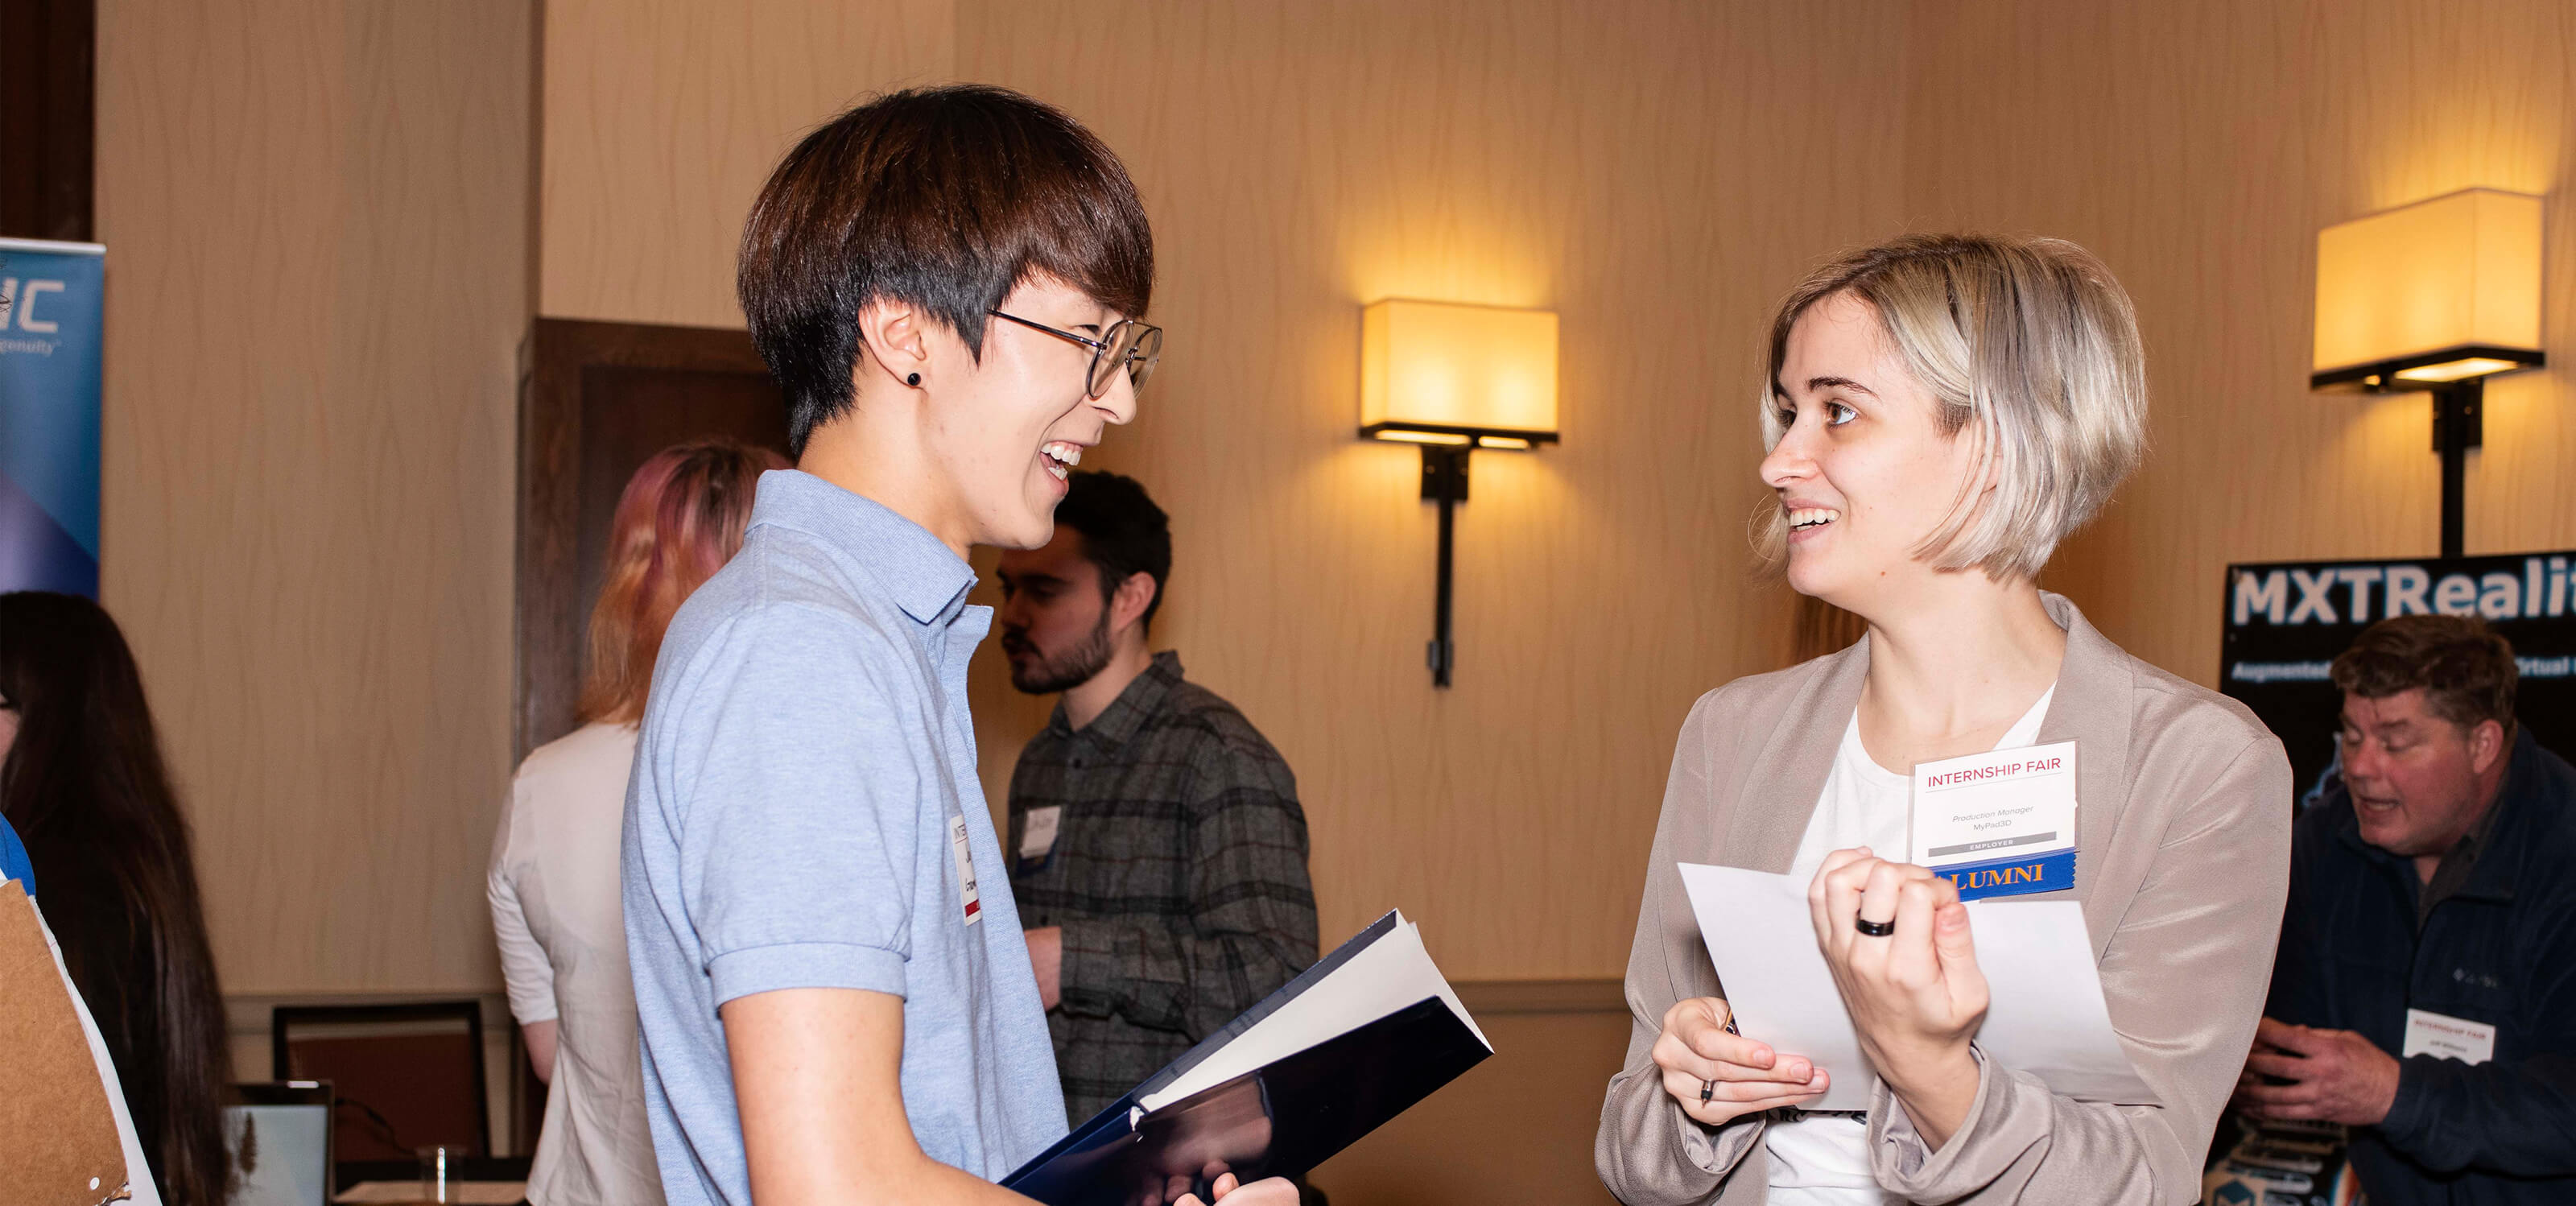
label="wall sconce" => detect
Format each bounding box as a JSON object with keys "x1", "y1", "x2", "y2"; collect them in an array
[
  {"x1": 2311, "y1": 188, "x2": 2545, "y2": 558},
  {"x1": 1360, "y1": 299, "x2": 1559, "y2": 687}
]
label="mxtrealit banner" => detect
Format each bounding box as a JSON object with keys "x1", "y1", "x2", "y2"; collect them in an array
[
  {"x1": 0, "y1": 238, "x2": 104, "y2": 598},
  {"x1": 2222, "y1": 551, "x2": 2576, "y2": 799}
]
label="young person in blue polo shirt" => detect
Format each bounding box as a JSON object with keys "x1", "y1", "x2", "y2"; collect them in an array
[{"x1": 621, "y1": 86, "x2": 1290, "y2": 1206}]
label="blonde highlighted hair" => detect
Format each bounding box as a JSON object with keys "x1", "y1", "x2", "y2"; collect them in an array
[
  {"x1": 1757, "y1": 233, "x2": 2148, "y2": 580},
  {"x1": 577, "y1": 441, "x2": 787, "y2": 725}
]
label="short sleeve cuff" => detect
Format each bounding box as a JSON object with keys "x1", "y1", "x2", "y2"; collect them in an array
[{"x1": 708, "y1": 941, "x2": 907, "y2": 1006}]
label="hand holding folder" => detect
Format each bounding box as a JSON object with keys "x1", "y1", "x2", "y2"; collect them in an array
[{"x1": 1005, "y1": 911, "x2": 1490, "y2": 1206}]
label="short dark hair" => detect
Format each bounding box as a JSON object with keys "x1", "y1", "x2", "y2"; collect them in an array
[
  {"x1": 738, "y1": 85, "x2": 1156, "y2": 455},
  {"x1": 2330, "y1": 614, "x2": 2519, "y2": 739},
  {"x1": 1055, "y1": 471, "x2": 1171, "y2": 632}
]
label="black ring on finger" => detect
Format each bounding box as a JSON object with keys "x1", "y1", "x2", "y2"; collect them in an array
[
  {"x1": 1854, "y1": 915, "x2": 1897, "y2": 937},
  {"x1": 1701, "y1": 1078, "x2": 1715, "y2": 1104}
]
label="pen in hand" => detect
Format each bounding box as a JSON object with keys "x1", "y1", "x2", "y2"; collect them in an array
[{"x1": 1700, "y1": 1012, "x2": 1743, "y2": 1104}]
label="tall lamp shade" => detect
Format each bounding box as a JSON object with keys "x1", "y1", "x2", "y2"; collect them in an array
[
  {"x1": 1360, "y1": 299, "x2": 1560, "y2": 448},
  {"x1": 2313, "y1": 188, "x2": 2544, "y2": 387},
  {"x1": 2309, "y1": 188, "x2": 2547, "y2": 561}
]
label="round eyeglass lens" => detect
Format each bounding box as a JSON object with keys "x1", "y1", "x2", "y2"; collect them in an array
[
  {"x1": 1089, "y1": 321, "x2": 1163, "y2": 397},
  {"x1": 1125, "y1": 325, "x2": 1163, "y2": 393},
  {"x1": 1087, "y1": 324, "x2": 1131, "y2": 397}
]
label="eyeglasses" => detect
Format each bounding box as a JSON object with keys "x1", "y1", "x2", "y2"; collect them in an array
[{"x1": 988, "y1": 310, "x2": 1163, "y2": 399}]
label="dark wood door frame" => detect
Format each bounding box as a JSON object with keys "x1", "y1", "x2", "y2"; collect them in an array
[
  {"x1": 514, "y1": 317, "x2": 776, "y2": 759},
  {"x1": 0, "y1": 0, "x2": 94, "y2": 242}
]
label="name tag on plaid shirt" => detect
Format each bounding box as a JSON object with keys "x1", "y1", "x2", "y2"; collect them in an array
[{"x1": 1018, "y1": 806, "x2": 1063, "y2": 874}]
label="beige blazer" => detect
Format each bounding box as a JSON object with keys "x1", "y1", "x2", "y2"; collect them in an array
[{"x1": 1595, "y1": 594, "x2": 2290, "y2": 1205}]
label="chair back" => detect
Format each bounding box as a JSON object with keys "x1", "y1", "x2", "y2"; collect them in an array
[{"x1": 270, "y1": 1002, "x2": 489, "y2": 1161}]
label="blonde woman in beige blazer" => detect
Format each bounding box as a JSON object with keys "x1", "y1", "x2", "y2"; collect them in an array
[{"x1": 1596, "y1": 235, "x2": 2291, "y2": 1206}]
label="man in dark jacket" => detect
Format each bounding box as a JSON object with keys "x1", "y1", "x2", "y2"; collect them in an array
[{"x1": 2243, "y1": 613, "x2": 2576, "y2": 1205}]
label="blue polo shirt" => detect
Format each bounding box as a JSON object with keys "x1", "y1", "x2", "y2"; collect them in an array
[{"x1": 622, "y1": 469, "x2": 1065, "y2": 1205}]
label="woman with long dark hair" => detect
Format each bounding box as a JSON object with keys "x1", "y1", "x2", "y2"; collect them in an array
[{"x1": 0, "y1": 591, "x2": 232, "y2": 1206}]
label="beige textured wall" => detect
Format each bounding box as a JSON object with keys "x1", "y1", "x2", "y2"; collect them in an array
[
  {"x1": 94, "y1": 0, "x2": 2572, "y2": 1187},
  {"x1": 953, "y1": 0, "x2": 1911, "y2": 980},
  {"x1": 539, "y1": 0, "x2": 955, "y2": 326},
  {"x1": 1905, "y1": 0, "x2": 2576, "y2": 678},
  {"x1": 532, "y1": 1, "x2": 1914, "y2": 983},
  {"x1": 96, "y1": 0, "x2": 532, "y2": 995}
]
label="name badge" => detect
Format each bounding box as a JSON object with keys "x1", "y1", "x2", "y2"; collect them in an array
[
  {"x1": 949, "y1": 814, "x2": 981, "y2": 926},
  {"x1": 1018, "y1": 805, "x2": 1063, "y2": 874},
  {"x1": 1909, "y1": 740, "x2": 2078, "y2": 901},
  {"x1": 2403, "y1": 1009, "x2": 2495, "y2": 1064}
]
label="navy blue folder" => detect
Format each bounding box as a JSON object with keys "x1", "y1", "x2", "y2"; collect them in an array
[{"x1": 1002, "y1": 912, "x2": 1491, "y2": 1206}]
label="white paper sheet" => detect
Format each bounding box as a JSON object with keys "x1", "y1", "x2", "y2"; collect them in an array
[{"x1": 1676, "y1": 863, "x2": 2155, "y2": 1110}]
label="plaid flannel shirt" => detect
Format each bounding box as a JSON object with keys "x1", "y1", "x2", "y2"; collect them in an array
[{"x1": 1005, "y1": 650, "x2": 1318, "y2": 1125}]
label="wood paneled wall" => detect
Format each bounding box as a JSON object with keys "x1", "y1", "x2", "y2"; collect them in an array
[
  {"x1": 91, "y1": 5, "x2": 2574, "y2": 1187},
  {"x1": 1905, "y1": 0, "x2": 2576, "y2": 679},
  {"x1": 949, "y1": 0, "x2": 1910, "y2": 979},
  {"x1": 521, "y1": 0, "x2": 2576, "y2": 982},
  {"x1": 95, "y1": 0, "x2": 532, "y2": 994},
  {"x1": 538, "y1": 0, "x2": 954, "y2": 326},
  {"x1": 535, "y1": 0, "x2": 1912, "y2": 984}
]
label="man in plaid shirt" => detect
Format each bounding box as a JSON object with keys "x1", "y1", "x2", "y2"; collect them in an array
[{"x1": 996, "y1": 471, "x2": 1318, "y2": 1125}]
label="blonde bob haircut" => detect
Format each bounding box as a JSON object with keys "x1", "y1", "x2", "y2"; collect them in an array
[{"x1": 1757, "y1": 233, "x2": 2147, "y2": 582}]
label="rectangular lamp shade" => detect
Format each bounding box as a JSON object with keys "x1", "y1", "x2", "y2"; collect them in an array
[
  {"x1": 2314, "y1": 188, "x2": 2543, "y2": 381},
  {"x1": 1361, "y1": 299, "x2": 1559, "y2": 444}
]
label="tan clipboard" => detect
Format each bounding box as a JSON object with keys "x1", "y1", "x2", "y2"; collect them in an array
[{"x1": 0, "y1": 882, "x2": 132, "y2": 1205}]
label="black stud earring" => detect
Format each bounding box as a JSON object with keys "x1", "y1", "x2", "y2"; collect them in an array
[{"x1": 906, "y1": 373, "x2": 922, "y2": 387}]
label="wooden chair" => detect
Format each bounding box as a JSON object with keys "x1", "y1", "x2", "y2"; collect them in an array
[{"x1": 270, "y1": 1001, "x2": 489, "y2": 1162}]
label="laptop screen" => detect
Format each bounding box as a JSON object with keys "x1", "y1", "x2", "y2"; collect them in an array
[{"x1": 225, "y1": 1101, "x2": 331, "y2": 1206}]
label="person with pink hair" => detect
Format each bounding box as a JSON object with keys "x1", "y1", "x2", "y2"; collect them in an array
[{"x1": 488, "y1": 440, "x2": 785, "y2": 1206}]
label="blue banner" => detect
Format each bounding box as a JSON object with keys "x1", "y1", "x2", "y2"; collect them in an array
[{"x1": 0, "y1": 238, "x2": 104, "y2": 598}]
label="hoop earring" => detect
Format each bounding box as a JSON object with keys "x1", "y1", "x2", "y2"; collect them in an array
[{"x1": 906, "y1": 373, "x2": 922, "y2": 387}]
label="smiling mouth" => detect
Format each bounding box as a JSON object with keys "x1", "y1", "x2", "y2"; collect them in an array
[
  {"x1": 1787, "y1": 506, "x2": 1841, "y2": 532},
  {"x1": 1040, "y1": 440, "x2": 1084, "y2": 481}
]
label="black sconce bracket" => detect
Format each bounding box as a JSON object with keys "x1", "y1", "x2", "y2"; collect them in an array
[
  {"x1": 1368, "y1": 427, "x2": 1554, "y2": 688},
  {"x1": 2311, "y1": 345, "x2": 2544, "y2": 560},
  {"x1": 1421, "y1": 444, "x2": 1471, "y2": 687}
]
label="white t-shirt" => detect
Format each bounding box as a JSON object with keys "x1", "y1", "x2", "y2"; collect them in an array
[
  {"x1": 1764, "y1": 688, "x2": 2054, "y2": 1205},
  {"x1": 488, "y1": 721, "x2": 665, "y2": 1206}
]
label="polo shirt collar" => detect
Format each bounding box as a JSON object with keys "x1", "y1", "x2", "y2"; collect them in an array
[{"x1": 747, "y1": 469, "x2": 975, "y2": 625}]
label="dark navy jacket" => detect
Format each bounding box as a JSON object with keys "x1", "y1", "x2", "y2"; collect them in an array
[{"x1": 2269, "y1": 729, "x2": 2576, "y2": 1205}]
